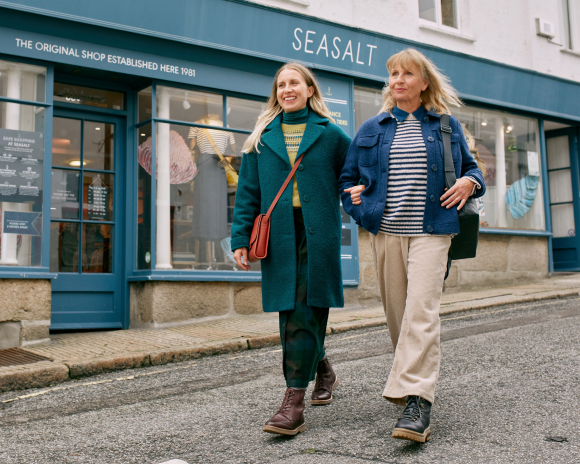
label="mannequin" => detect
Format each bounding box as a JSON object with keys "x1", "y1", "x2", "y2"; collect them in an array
[{"x1": 189, "y1": 114, "x2": 237, "y2": 270}]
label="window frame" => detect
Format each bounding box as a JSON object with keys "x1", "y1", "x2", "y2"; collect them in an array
[
  {"x1": 132, "y1": 80, "x2": 266, "y2": 281},
  {"x1": 418, "y1": 0, "x2": 461, "y2": 33},
  {"x1": 0, "y1": 54, "x2": 55, "y2": 277}
]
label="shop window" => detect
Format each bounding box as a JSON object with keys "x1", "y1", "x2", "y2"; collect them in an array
[
  {"x1": 453, "y1": 106, "x2": 545, "y2": 231},
  {"x1": 156, "y1": 86, "x2": 222, "y2": 124},
  {"x1": 53, "y1": 82, "x2": 124, "y2": 110},
  {"x1": 419, "y1": 0, "x2": 458, "y2": 29},
  {"x1": 137, "y1": 86, "x2": 262, "y2": 272},
  {"x1": 0, "y1": 101, "x2": 46, "y2": 266},
  {"x1": 137, "y1": 124, "x2": 152, "y2": 269},
  {"x1": 0, "y1": 60, "x2": 46, "y2": 102},
  {"x1": 138, "y1": 86, "x2": 152, "y2": 123},
  {"x1": 354, "y1": 85, "x2": 383, "y2": 132}
]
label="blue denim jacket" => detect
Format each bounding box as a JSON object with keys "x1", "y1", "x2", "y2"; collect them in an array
[{"x1": 338, "y1": 107, "x2": 486, "y2": 235}]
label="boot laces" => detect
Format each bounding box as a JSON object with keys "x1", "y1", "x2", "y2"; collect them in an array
[
  {"x1": 277, "y1": 389, "x2": 294, "y2": 415},
  {"x1": 400, "y1": 396, "x2": 422, "y2": 422}
]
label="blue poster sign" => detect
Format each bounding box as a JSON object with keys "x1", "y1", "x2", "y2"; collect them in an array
[{"x1": 3, "y1": 211, "x2": 41, "y2": 236}]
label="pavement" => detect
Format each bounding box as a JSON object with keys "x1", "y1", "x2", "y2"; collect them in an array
[{"x1": 1, "y1": 273, "x2": 579, "y2": 394}]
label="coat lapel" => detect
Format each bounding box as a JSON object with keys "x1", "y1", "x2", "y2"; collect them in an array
[
  {"x1": 297, "y1": 111, "x2": 327, "y2": 157},
  {"x1": 261, "y1": 114, "x2": 291, "y2": 167}
]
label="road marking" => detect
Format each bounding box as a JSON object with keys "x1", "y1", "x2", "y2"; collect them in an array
[
  {"x1": 158, "y1": 460, "x2": 189, "y2": 464},
  {"x1": 1, "y1": 363, "x2": 196, "y2": 404}
]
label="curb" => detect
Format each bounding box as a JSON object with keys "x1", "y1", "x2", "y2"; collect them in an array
[{"x1": 1, "y1": 289, "x2": 578, "y2": 394}]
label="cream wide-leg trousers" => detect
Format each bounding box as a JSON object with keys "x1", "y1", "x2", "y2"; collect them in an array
[{"x1": 370, "y1": 233, "x2": 452, "y2": 406}]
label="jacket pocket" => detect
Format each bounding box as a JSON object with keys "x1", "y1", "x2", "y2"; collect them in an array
[{"x1": 356, "y1": 134, "x2": 380, "y2": 167}]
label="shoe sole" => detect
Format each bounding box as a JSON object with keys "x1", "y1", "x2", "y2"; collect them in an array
[
  {"x1": 310, "y1": 378, "x2": 339, "y2": 405},
  {"x1": 263, "y1": 423, "x2": 306, "y2": 436},
  {"x1": 392, "y1": 426, "x2": 431, "y2": 443}
]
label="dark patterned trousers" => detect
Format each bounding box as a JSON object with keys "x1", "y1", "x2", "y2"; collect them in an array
[{"x1": 279, "y1": 208, "x2": 329, "y2": 389}]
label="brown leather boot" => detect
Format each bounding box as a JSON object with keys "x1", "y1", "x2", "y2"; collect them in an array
[
  {"x1": 311, "y1": 357, "x2": 339, "y2": 405},
  {"x1": 263, "y1": 388, "x2": 306, "y2": 436}
]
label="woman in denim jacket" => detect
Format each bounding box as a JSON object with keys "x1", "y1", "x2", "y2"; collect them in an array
[{"x1": 339, "y1": 49, "x2": 485, "y2": 443}]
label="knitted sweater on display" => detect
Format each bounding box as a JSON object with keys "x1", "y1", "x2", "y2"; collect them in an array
[
  {"x1": 379, "y1": 109, "x2": 429, "y2": 236},
  {"x1": 281, "y1": 107, "x2": 308, "y2": 208}
]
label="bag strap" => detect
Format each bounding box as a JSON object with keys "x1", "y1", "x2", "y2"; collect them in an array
[
  {"x1": 201, "y1": 128, "x2": 225, "y2": 161},
  {"x1": 265, "y1": 153, "x2": 305, "y2": 219},
  {"x1": 440, "y1": 114, "x2": 457, "y2": 190}
]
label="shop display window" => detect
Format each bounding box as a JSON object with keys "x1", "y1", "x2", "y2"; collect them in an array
[
  {"x1": 453, "y1": 106, "x2": 545, "y2": 231},
  {"x1": 0, "y1": 101, "x2": 46, "y2": 267},
  {"x1": 354, "y1": 85, "x2": 382, "y2": 132},
  {"x1": 138, "y1": 86, "x2": 152, "y2": 123},
  {"x1": 137, "y1": 124, "x2": 152, "y2": 269},
  {"x1": 0, "y1": 60, "x2": 46, "y2": 103},
  {"x1": 156, "y1": 86, "x2": 222, "y2": 124},
  {"x1": 354, "y1": 85, "x2": 546, "y2": 232},
  {"x1": 138, "y1": 86, "x2": 263, "y2": 272}
]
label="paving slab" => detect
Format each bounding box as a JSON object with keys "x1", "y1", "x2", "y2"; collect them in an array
[{"x1": 0, "y1": 273, "x2": 578, "y2": 393}]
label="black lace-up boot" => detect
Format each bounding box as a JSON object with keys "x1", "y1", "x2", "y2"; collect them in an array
[
  {"x1": 263, "y1": 388, "x2": 306, "y2": 436},
  {"x1": 392, "y1": 395, "x2": 432, "y2": 443}
]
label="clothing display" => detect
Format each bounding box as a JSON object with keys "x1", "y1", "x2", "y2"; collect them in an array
[
  {"x1": 379, "y1": 109, "x2": 428, "y2": 236},
  {"x1": 506, "y1": 174, "x2": 539, "y2": 220},
  {"x1": 189, "y1": 120, "x2": 236, "y2": 240},
  {"x1": 279, "y1": 208, "x2": 329, "y2": 389}
]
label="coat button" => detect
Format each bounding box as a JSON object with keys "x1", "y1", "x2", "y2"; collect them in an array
[
  {"x1": 427, "y1": 225, "x2": 434, "y2": 233},
  {"x1": 308, "y1": 226, "x2": 314, "y2": 234},
  {"x1": 430, "y1": 195, "x2": 435, "y2": 202},
  {"x1": 297, "y1": 165, "x2": 304, "y2": 171},
  {"x1": 431, "y1": 164, "x2": 437, "y2": 171},
  {"x1": 303, "y1": 195, "x2": 310, "y2": 202},
  {"x1": 423, "y1": 116, "x2": 429, "y2": 123},
  {"x1": 427, "y1": 136, "x2": 434, "y2": 142}
]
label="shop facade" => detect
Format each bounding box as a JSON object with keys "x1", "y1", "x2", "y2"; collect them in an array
[{"x1": 0, "y1": 0, "x2": 579, "y2": 347}]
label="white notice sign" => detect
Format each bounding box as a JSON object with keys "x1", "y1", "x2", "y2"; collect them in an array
[{"x1": 527, "y1": 151, "x2": 540, "y2": 176}]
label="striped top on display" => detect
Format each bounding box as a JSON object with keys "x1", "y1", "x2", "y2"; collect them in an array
[
  {"x1": 379, "y1": 112, "x2": 429, "y2": 236},
  {"x1": 188, "y1": 126, "x2": 235, "y2": 155}
]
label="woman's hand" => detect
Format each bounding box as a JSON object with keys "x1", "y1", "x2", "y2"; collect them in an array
[
  {"x1": 440, "y1": 177, "x2": 475, "y2": 211},
  {"x1": 345, "y1": 185, "x2": 366, "y2": 205},
  {"x1": 233, "y1": 247, "x2": 251, "y2": 271}
]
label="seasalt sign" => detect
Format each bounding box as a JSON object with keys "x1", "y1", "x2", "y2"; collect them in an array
[
  {"x1": 14, "y1": 38, "x2": 195, "y2": 76},
  {"x1": 292, "y1": 28, "x2": 378, "y2": 67}
]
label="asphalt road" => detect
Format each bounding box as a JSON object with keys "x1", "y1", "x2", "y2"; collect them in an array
[{"x1": 1, "y1": 296, "x2": 579, "y2": 464}]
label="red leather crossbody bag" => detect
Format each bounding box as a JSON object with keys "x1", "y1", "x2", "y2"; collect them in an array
[{"x1": 248, "y1": 153, "x2": 305, "y2": 262}]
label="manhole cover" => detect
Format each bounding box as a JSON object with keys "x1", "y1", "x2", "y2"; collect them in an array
[{"x1": 0, "y1": 348, "x2": 51, "y2": 367}]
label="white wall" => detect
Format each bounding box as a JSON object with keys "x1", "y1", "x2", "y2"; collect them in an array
[{"x1": 248, "y1": 0, "x2": 580, "y2": 82}]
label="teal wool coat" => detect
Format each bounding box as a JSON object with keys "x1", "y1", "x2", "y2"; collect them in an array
[{"x1": 231, "y1": 111, "x2": 352, "y2": 312}]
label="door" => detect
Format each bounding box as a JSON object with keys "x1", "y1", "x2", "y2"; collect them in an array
[
  {"x1": 546, "y1": 128, "x2": 580, "y2": 271},
  {"x1": 50, "y1": 110, "x2": 125, "y2": 329}
]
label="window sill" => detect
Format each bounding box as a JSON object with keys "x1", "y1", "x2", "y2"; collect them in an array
[
  {"x1": 561, "y1": 48, "x2": 580, "y2": 57},
  {"x1": 0, "y1": 271, "x2": 57, "y2": 279},
  {"x1": 480, "y1": 228, "x2": 551, "y2": 237},
  {"x1": 419, "y1": 23, "x2": 476, "y2": 43}
]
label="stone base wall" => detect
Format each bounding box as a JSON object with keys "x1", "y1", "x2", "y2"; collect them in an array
[
  {"x1": 130, "y1": 231, "x2": 548, "y2": 326},
  {"x1": 0, "y1": 279, "x2": 51, "y2": 348},
  {"x1": 130, "y1": 280, "x2": 264, "y2": 328},
  {"x1": 357, "y1": 228, "x2": 549, "y2": 297}
]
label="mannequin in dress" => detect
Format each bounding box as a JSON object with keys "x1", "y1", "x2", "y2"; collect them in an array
[{"x1": 189, "y1": 114, "x2": 237, "y2": 269}]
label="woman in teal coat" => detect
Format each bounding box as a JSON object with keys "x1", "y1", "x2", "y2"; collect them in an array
[{"x1": 231, "y1": 62, "x2": 351, "y2": 436}]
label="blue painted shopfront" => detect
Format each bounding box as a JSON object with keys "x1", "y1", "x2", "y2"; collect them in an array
[{"x1": 0, "y1": 0, "x2": 579, "y2": 328}]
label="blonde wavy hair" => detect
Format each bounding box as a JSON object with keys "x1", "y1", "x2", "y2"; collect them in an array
[
  {"x1": 380, "y1": 48, "x2": 463, "y2": 115},
  {"x1": 243, "y1": 63, "x2": 335, "y2": 154}
]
